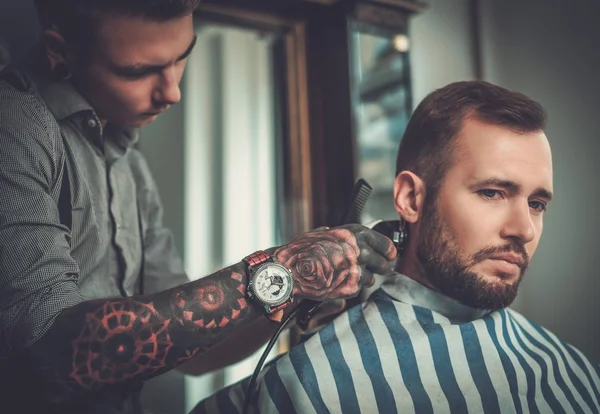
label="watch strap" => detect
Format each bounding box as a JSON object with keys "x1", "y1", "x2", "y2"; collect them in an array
[
  {"x1": 243, "y1": 250, "x2": 272, "y2": 270},
  {"x1": 262, "y1": 301, "x2": 290, "y2": 323}
]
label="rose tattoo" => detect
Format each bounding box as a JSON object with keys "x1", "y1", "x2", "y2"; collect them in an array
[{"x1": 274, "y1": 229, "x2": 361, "y2": 299}]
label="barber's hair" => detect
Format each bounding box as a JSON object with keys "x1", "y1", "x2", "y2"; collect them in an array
[
  {"x1": 395, "y1": 80, "x2": 547, "y2": 198},
  {"x1": 34, "y1": 0, "x2": 201, "y2": 53}
]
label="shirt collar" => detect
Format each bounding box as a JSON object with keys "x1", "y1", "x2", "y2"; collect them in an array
[
  {"x1": 40, "y1": 80, "x2": 94, "y2": 121},
  {"x1": 23, "y1": 45, "x2": 92, "y2": 121},
  {"x1": 378, "y1": 272, "x2": 492, "y2": 323},
  {"x1": 39, "y1": 79, "x2": 140, "y2": 150}
]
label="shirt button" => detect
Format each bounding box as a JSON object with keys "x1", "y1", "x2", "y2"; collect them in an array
[{"x1": 87, "y1": 118, "x2": 97, "y2": 129}]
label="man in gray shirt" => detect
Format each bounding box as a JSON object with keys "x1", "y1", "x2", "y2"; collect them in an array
[{"x1": 0, "y1": 1, "x2": 397, "y2": 412}]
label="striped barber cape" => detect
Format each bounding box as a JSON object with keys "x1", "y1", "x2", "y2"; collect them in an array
[{"x1": 192, "y1": 273, "x2": 600, "y2": 414}]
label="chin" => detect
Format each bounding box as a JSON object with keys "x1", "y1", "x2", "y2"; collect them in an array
[
  {"x1": 478, "y1": 271, "x2": 518, "y2": 285},
  {"x1": 131, "y1": 120, "x2": 148, "y2": 128},
  {"x1": 121, "y1": 118, "x2": 149, "y2": 129},
  {"x1": 473, "y1": 262, "x2": 521, "y2": 283},
  {"x1": 139, "y1": 114, "x2": 160, "y2": 126},
  {"x1": 104, "y1": 111, "x2": 149, "y2": 129},
  {"x1": 456, "y1": 272, "x2": 521, "y2": 311}
]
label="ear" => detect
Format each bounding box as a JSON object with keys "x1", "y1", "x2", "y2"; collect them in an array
[
  {"x1": 393, "y1": 170, "x2": 426, "y2": 224},
  {"x1": 41, "y1": 29, "x2": 69, "y2": 71}
]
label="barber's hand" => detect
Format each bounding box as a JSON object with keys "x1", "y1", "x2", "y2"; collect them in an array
[{"x1": 273, "y1": 224, "x2": 397, "y2": 301}]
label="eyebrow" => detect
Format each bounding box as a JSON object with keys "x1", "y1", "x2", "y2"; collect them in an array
[
  {"x1": 113, "y1": 35, "x2": 198, "y2": 74},
  {"x1": 470, "y1": 177, "x2": 553, "y2": 201}
]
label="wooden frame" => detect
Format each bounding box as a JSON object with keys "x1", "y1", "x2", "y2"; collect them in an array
[
  {"x1": 194, "y1": 0, "x2": 426, "y2": 230},
  {"x1": 357, "y1": 0, "x2": 428, "y2": 13}
]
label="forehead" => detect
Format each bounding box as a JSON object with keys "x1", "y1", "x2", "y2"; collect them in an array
[
  {"x1": 450, "y1": 118, "x2": 553, "y2": 193},
  {"x1": 93, "y1": 13, "x2": 195, "y2": 64}
]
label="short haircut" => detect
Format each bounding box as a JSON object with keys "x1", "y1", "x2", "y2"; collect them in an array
[
  {"x1": 395, "y1": 80, "x2": 547, "y2": 199},
  {"x1": 34, "y1": 0, "x2": 201, "y2": 54}
]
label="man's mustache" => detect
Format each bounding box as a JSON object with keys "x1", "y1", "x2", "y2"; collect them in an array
[{"x1": 470, "y1": 242, "x2": 530, "y2": 269}]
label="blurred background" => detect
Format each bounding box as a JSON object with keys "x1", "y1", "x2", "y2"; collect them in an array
[{"x1": 1, "y1": 0, "x2": 599, "y2": 412}]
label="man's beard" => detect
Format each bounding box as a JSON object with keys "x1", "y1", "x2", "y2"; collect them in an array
[{"x1": 415, "y1": 197, "x2": 529, "y2": 311}]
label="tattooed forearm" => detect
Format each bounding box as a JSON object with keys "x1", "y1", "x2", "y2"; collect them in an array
[
  {"x1": 170, "y1": 272, "x2": 248, "y2": 329},
  {"x1": 20, "y1": 225, "x2": 395, "y2": 405},
  {"x1": 26, "y1": 265, "x2": 260, "y2": 402},
  {"x1": 70, "y1": 301, "x2": 173, "y2": 390}
]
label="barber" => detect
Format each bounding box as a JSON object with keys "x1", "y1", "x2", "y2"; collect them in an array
[{"x1": 0, "y1": 0, "x2": 397, "y2": 412}]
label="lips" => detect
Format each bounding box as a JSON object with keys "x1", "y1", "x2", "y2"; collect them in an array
[
  {"x1": 144, "y1": 107, "x2": 168, "y2": 116},
  {"x1": 488, "y1": 253, "x2": 525, "y2": 268}
]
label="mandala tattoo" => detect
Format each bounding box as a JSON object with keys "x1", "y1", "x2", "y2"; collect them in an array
[
  {"x1": 70, "y1": 301, "x2": 173, "y2": 390},
  {"x1": 170, "y1": 272, "x2": 249, "y2": 330},
  {"x1": 30, "y1": 264, "x2": 266, "y2": 400}
]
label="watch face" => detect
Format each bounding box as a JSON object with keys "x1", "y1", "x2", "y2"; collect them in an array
[{"x1": 251, "y1": 263, "x2": 293, "y2": 305}]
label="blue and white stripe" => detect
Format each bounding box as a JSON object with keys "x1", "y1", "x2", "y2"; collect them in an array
[{"x1": 192, "y1": 274, "x2": 600, "y2": 414}]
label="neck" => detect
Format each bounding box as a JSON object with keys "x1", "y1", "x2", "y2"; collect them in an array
[{"x1": 394, "y1": 246, "x2": 439, "y2": 292}]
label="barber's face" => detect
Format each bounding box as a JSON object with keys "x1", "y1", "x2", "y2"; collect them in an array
[
  {"x1": 70, "y1": 13, "x2": 196, "y2": 128},
  {"x1": 416, "y1": 118, "x2": 553, "y2": 310}
]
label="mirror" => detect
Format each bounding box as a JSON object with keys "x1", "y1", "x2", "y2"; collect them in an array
[{"x1": 350, "y1": 22, "x2": 413, "y2": 223}]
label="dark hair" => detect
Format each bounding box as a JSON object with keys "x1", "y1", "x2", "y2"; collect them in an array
[
  {"x1": 34, "y1": 0, "x2": 201, "y2": 54},
  {"x1": 395, "y1": 80, "x2": 547, "y2": 199}
]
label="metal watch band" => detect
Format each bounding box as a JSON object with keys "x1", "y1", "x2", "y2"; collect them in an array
[
  {"x1": 269, "y1": 302, "x2": 289, "y2": 313},
  {"x1": 243, "y1": 250, "x2": 272, "y2": 270}
]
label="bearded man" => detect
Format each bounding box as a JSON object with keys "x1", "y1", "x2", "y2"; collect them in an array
[{"x1": 193, "y1": 80, "x2": 600, "y2": 414}]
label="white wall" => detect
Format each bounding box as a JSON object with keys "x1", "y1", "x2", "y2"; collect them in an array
[
  {"x1": 181, "y1": 26, "x2": 280, "y2": 412},
  {"x1": 479, "y1": 0, "x2": 600, "y2": 362},
  {"x1": 408, "y1": 0, "x2": 477, "y2": 104}
]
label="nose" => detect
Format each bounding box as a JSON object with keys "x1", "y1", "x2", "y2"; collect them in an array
[
  {"x1": 500, "y1": 200, "x2": 536, "y2": 244},
  {"x1": 153, "y1": 66, "x2": 181, "y2": 105}
]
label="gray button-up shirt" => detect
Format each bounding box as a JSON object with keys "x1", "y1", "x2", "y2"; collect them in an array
[{"x1": 0, "y1": 68, "x2": 189, "y2": 355}]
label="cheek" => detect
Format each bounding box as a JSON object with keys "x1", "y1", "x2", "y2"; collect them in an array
[
  {"x1": 111, "y1": 80, "x2": 154, "y2": 111},
  {"x1": 440, "y1": 193, "x2": 500, "y2": 255},
  {"x1": 89, "y1": 68, "x2": 153, "y2": 112},
  {"x1": 76, "y1": 65, "x2": 154, "y2": 123}
]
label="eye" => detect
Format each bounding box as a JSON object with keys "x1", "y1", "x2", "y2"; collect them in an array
[
  {"x1": 478, "y1": 189, "x2": 503, "y2": 200},
  {"x1": 529, "y1": 200, "x2": 548, "y2": 212},
  {"x1": 120, "y1": 72, "x2": 150, "y2": 80}
]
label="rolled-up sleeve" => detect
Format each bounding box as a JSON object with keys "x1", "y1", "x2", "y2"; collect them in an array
[{"x1": 0, "y1": 93, "x2": 83, "y2": 355}]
